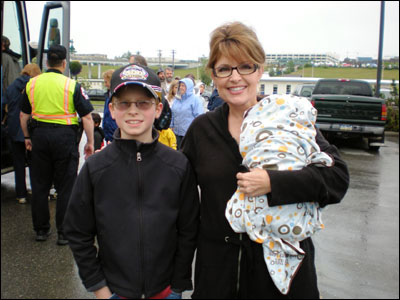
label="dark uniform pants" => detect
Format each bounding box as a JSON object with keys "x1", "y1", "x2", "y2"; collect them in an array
[{"x1": 30, "y1": 125, "x2": 79, "y2": 234}]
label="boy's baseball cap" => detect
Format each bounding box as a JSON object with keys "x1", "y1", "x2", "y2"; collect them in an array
[
  {"x1": 48, "y1": 44, "x2": 67, "y2": 60},
  {"x1": 110, "y1": 64, "x2": 162, "y2": 101}
]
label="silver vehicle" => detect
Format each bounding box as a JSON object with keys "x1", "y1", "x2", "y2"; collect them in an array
[{"x1": 292, "y1": 84, "x2": 315, "y2": 99}]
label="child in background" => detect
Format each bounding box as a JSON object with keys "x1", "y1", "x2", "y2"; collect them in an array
[
  {"x1": 64, "y1": 64, "x2": 199, "y2": 299},
  {"x1": 158, "y1": 127, "x2": 177, "y2": 150},
  {"x1": 91, "y1": 112, "x2": 104, "y2": 151}
]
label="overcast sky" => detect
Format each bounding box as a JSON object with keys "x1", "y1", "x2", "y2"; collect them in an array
[{"x1": 25, "y1": 1, "x2": 399, "y2": 61}]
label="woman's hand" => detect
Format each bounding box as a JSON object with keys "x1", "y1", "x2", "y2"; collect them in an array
[{"x1": 237, "y1": 168, "x2": 271, "y2": 197}]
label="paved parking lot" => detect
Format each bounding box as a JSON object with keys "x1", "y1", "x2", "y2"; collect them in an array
[{"x1": 1, "y1": 134, "x2": 399, "y2": 299}]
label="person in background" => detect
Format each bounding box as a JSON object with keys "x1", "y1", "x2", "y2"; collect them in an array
[
  {"x1": 158, "y1": 126, "x2": 177, "y2": 150},
  {"x1": 184, "y1": 73, "x2": 196, "y2": 86},
  {"x1": 195, "y1": 82, "x2": 208, "y2": 112},
  {"x1": 207, "y1": 88, "x2": 224, "y2": 111},
  {"x1": 4, "y1": 63, "x2": 41, "y2": 204},
  {"x1": 20, "y1": 45, "x2": 94, "y2": 246},
  {"x1": 129, "y1": 54, "x2": 148, "y2": 66},
  {"x1": 102, "y1": 69, "x2": 117, "y2": 143},
  {"x1": 165, "y1": 67, "x2": 174, "y2": 93},
  {"x1": 2, "y1": 36, "x2": 21, "y2": 92},
  {"x1": 157, "y1": 68, "x2": 168, "y2": 95},
  {"x1": 181, "y1": 21, "x2": 349, "y2": 299},
  {"x1": 166, "y1": 80, "x2": 179, "y2": 107},
  {"x1": 171, "y1": 78, "x2": 204, "y2": 149},
  {"x1": 64, "y1": 64, "x2": 199, "y2": 299},
  {"x1": 91, "y1": 112, "x2": 104, "y2": 151}
]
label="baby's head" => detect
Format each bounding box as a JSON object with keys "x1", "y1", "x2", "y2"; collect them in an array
[{"x1": 109, "y1": 64, "x2": 163, "y2": 143}]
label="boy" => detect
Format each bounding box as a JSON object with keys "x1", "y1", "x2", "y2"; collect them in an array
[
  {"x1": 91, "y1": 112, "x2": 104, "y2": 151},
  {"x1": 64, "y1": 64, "x2": 200, "y2": 299}
]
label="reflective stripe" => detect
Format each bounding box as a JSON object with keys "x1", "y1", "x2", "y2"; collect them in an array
[
  {"x1": 32, "y1": 113, "x2": 77, "y2": 119},
  {"x1": 64, "y1": 78, "x2": 71, "y2": 124},
  {"x1": 29, "y1": 76, "x2": 39, "y2": 113}
]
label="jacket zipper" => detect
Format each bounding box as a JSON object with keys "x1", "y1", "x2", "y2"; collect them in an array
[
  {"x1": 137, "y1": 151, "x2": 145, "y2": 297},
  {"x1": 236, "y1": 233, "x2": 243, "y2": 297}
]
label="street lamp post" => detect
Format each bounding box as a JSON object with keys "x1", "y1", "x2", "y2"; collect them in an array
[{"x1": 375, "y1": 1, "x2": 385, "y2": 98}]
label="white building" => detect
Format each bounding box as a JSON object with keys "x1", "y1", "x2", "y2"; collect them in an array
[
  {"x1": 258, "y1": 74, "x2": 398, "y2": 96},
  {"x1": 266, "y1": 53, "x2": 340, "y2": 65}
]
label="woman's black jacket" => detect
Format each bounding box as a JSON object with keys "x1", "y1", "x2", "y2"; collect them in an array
[{"x1": 181, "y1": 103, "x2": 349, "y2": 299}]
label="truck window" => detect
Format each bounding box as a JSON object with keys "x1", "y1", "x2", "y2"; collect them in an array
[
  {"x1": 2, "y1": 1, "x2": 25, "y2": 68},
  {"x1": 314, "y1": 81, "x2": 373, "y2": 97},
  {"x1": 301, "y1": 86, "x2": 314, "y2": 97}
]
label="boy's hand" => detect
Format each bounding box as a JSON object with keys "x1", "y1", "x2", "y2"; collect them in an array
[
  {"x1": 237, "y1": 168, "x2": 271, "y2": 197},
  {"x1": 94, "y1": 286, "x2": 112, "y2": 299}
]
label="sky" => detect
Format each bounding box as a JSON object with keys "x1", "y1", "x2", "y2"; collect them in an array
[{"x1": 25, "y1": 1, "x2": 399, "y2": 61}]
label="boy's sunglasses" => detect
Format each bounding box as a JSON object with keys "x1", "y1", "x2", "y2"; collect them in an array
[{"x1": 114, "y1": 100, "x2": 155, "y2": 111}]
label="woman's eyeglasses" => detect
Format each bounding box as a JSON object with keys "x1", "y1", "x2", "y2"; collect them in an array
[
  {"x1": 213, "y1": 63, "x2": 259, "y2": 78},
  {"x1": 114, "y1": 100, "x2": 155, "y2": 111}
]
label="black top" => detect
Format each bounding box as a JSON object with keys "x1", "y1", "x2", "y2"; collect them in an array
[
  {"x1": 64, "y1": 129, "x2": 200, "y2": 298},
  {"x1": 20, "y1": 69, "x2": 93, "y2": 118},
  {"x1": 181, "y1": 103, "x2": 350, "y2": 299}
]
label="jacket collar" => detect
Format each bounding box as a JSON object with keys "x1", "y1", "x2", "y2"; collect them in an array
[
  {"x1": 112, "y1": 128, "x2": 160, "y2": 157},
  {"x1": 46, "y1": 69, "x2": 63, "y2": 74}
]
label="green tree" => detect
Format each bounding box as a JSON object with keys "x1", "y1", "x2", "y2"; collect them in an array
[
  {"x1": 287, "y1": 60, "x2": 295, "y2": 73},
  {"x1": 200, "y1": 58, "x2": 212, "y2": 86},
  {"x1": 69, "y1": 61, "x2": 82, "y2": 79}
]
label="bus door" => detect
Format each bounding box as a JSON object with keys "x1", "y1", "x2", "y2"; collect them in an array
[{"x1": 37, "y1": 1, "x2": 71, "y2": 76}]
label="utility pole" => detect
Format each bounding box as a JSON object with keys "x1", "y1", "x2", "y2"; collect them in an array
[
  {"x1": 158, "y1": 50, "x2": 162, "y2": 67},
  {"x1": 171, "y1": 50, "x2": 176, "y2": 69},
  {"x1": 375, "y1": 1, "x2": 385, "y2": 98}
]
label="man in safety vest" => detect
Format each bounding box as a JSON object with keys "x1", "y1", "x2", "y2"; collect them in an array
[{"x1": 20, "y1": 45, "x2": 94, "y2": 245}]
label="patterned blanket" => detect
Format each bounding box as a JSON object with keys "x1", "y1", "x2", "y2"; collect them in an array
[{"x1": 225, "y1": 94, "x2": 333, "y2": 294}]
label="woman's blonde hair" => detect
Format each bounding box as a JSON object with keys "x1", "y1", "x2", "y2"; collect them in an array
[
  {"x1": 102, "y1": 69, "x2": 115, "y2": 81},
  {"x1": 167, "y1": 80, "x2": 179, "y2": 100},
  {"x1": 207, "y1": 22, "x2": 265, "y2": 70},
  {"x1": 21, "y1": 63, "x2": 41, "y2": 77}
]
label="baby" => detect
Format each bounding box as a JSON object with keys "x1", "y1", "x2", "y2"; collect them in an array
[{"x1": 225, "y1": 94, "x2": 333, "y2": 295}]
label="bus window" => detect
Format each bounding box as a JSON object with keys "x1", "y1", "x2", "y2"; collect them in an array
[
  {"x1": 44, "y1": 8, "x2": 63, "y2": 51},
  {"x1": 2, "y1": 1, "x2": 25, "y2": 68},
  {"x1": 41, "y1": 7, "x2": 63, "y2": 71}
]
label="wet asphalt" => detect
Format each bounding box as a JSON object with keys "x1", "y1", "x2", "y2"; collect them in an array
[{"x1": 1, "y1": 133, "x2": 399, "y2": 299}]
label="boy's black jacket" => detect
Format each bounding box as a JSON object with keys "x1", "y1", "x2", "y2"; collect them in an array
[{"x1": 64, "y1": 129, "x2": 199, "y2": 298}]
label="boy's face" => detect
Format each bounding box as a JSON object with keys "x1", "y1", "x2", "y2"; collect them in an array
[{"x1": 109, "y1": 85, "x2": 163, "y2": 143}]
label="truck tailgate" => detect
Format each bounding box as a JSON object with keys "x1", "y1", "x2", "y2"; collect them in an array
[{"x1": 313, "y1": 95, "x2": 384, "y2": 124}]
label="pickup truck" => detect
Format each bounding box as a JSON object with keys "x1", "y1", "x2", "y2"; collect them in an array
[{"x1": 311, "y1": 79, "x2": 387, "y2": 151}]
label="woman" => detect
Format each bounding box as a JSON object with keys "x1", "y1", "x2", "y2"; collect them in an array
[
  {"x1": 166, "y1": 79, "x2": 179, "y2": 107},
  {"x1": 171, "y1": 78, "x2": 204, "y2": 149},
  {"x1": 181, "y1": 22, "x2": 349, "y2": 299},
  {"x1": 4, "y1": 63, "x2": 41, "y2": 204}
]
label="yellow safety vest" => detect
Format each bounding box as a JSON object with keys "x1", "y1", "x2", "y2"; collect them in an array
[{"x1": 26, "y1": 72, "x2": 78, "y2": 125}]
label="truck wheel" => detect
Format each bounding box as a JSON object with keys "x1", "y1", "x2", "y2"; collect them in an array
[{"x1": 368, "y1": 140, "x2": 380, "y2": 151}]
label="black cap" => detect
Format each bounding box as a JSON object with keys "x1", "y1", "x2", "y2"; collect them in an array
[
  {"x1": 110, "y1": 64, "x2": 162, "y2": 101},
  {"x1": 48, "y1": 44, "x2": 67, "y2": 60},
  {"x1": 157, "y1": 68, "x2": 164, "y2": 75}
]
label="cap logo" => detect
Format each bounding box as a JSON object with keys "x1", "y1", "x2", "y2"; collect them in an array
[{"x1": 120, "y1": 65, "x2": 148, "y2": 81}]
